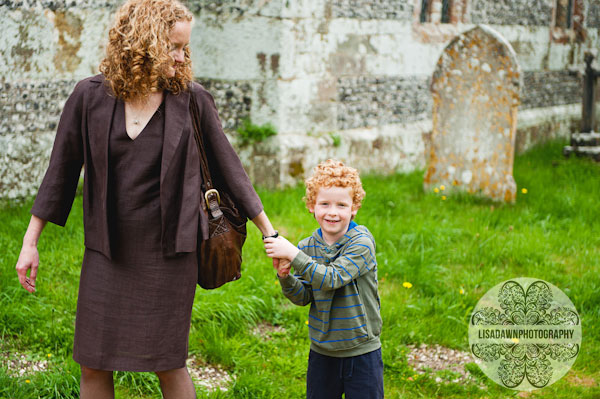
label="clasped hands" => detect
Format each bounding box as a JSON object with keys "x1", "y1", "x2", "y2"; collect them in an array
[{"x1": 264, "y1": 235, "x2": 300, "y2": 278}]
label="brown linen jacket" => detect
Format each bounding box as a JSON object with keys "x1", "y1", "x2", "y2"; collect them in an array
[{"x1": 31, "y1": 74, "x2": 263, "y2": 260}]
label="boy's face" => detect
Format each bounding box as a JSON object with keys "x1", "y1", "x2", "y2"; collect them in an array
[{"x1": 309, "y1": 186, "x2": 357, "y2": 244}]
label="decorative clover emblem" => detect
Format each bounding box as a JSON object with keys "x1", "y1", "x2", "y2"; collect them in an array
[{"x1": 470, "y1": 280, "x2": 580, "y2": 389}]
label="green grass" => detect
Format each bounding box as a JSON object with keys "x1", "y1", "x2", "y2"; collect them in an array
[{"x1": 1, "y1": 139, "x2": 599, "y2": 398}]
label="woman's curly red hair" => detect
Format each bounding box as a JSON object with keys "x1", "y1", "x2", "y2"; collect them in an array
[
  {"x1": 99, "y1": 0, "x2": 194, "y2": 101},
  {"x1": 304, "y1": 159, "x2": 366, "y2": 211}
]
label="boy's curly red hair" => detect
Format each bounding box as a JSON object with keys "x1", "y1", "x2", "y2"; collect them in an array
[
  {"x1": 304, "y1": 159, "x2": 366, "y2": 211},
  {"x1": 99, "y1": 0, "x2": 193, "y2": 101}
]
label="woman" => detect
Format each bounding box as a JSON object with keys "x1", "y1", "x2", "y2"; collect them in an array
[{"x1": 15, "y1": 0, "x2": 278, "y2": 397}]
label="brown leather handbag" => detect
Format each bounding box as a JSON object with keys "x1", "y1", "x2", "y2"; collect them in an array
[{"x1": 190, "y1": 93, "x2": 247, "y2": 289}]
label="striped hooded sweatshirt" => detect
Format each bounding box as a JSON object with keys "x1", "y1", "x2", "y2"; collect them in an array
[{"x1": 278, "y1": 221, "x2": 382, "y2": 357}]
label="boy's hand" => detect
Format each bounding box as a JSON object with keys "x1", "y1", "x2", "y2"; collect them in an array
[
  {"x1": 264, "y1": 236, "x2": 300, "y2": 263},
  {"x1": 275, "y1": 258, "x2": 291, "y2": 278}
]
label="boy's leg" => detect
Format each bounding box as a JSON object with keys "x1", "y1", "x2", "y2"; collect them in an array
[
  {"x1": 306, "y1": 350, "x2": 344, "y2": 399},
  {"x1": 343, "y1": 348, "x2": 384, "y2": 399}
]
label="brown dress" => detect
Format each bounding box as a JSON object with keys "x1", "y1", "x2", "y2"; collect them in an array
[{"x1": 72, "y1": 99, "x2": 197, "y2": 372}]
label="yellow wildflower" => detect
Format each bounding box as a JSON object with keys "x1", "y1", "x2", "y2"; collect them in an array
[
  {"x1": 440, "y1": 185, "x2": 445, "y2": 191},
  {"x1": 459, "y1": 288, "x2": 465, "y2": 295},
  {"x1": 47, "y1": 353, "x2": 52, "y2": 358},
  {"x1": 441, "y1": 196, "x2": 447, "y2": 201},
  {"x1": 305, "y1": 320, "x2": 309, "y2": 325},
  {"x1": 25, "y1": 380, "x2": 31, "y2": 384},
  {"x1": 433, "y1": 187, "x2": 439, "y2": 193},
  {"x1": 402, "y1": 282, "x2": 413, "y2": 289},
  {"x1": 521, "y1": 188, "x2": 528, "y2": 194}
]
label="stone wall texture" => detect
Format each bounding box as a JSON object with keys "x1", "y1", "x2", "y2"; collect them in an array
[
  {"x1": 0, "y1": 0, "x2": 119, "y2": 9},
  {"x1": 335, "y1": 70, "x2": 582, "y2": 130},
  {"x1": 469, "y1": 0, "x2": 553, "y2": 26},
  {"x1": 198, "y1": 79, "x2": 253, "y2": 130},
  {"x1": 0, "y1": 80, "x2": 77, "y2": 199},
  {"x1": 186, "y1": 0, "x2": 256, "y2": 18},
  {"x1": 588, "y1": 2, "x2": 600, "y2": 28},
  {"x1": 331, "y1": 0, "x2": 413, "y2": 20},
  {"x1": 1, "y1": 0, "x2": 600, "y2": 198},
  {"x1": 521, "y1": 71, "x2": 582, "y2": 110},
  {"x1": 337, "y1": 76, "x2": 431, "y2": 129}
]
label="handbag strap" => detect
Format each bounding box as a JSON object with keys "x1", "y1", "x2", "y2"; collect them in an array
[{"x1": 189, "y1": 92, "x2": 223, "y2": 219}]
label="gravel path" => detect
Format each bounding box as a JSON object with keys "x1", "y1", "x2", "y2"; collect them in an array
[{"x1": 406, "y1": 343, "x2": 479, "y2": 384}]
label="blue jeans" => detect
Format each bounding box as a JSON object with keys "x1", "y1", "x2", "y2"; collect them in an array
[{"x1": 306, "y1": 348, "x2": 384, "y2": 399}]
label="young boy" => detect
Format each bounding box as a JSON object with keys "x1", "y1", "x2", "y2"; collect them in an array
[{"x1": 264, "y1": 159, "x2": 383, "y2": 399}]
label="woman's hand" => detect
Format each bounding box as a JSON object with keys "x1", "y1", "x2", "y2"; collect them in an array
[
  {"x1": 264, "y1": 236, "x2": 300, "y2": 263},
  {"x1": 16, "y1": 243, "x2": 39, "y2": 293},
  {"x1": 275, "y1": 258, "x2": 292, "y2": 278},
  {"x1": 16, "y1": 215, "x2": 47, "y2": 293}
]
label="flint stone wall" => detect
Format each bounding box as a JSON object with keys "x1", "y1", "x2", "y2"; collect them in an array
[
  {"x1": 198, "y1": 80, "x2": 253, "y2": 130},
  {"x1": 335, "y1": 70, "x2": 582, "y2": 131},
  {"x1": 331, "y1": 0, "x2": 413, "y2": 20},
  {"x1": 588, "y1": 2, "x2": 600, "y2": 28},
  {"x1": 0, "y1": 80, "x2": 75, "y2": 200},
  {"x1": 521, "y1": 71, "x2": 582, "y2": 110},
  {"x1": 469, "y1": 0, "x2": 552, "y2": 26},
  {"x1": 337, "y1": 76, "x2": 431, "y2": 130},
  {"x1": 0, "y1": 0, "x2": 120, "y2": 9}
]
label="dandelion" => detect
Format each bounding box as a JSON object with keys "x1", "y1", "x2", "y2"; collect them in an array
[
  {"x1": 433, "y1": 187, "x2": 439, "y2": 193},
  {"x1": 521, "y1": 188, "x2": 528, "y2": 194},
  {"x1": 274, "y1": 280, "x2": 279, "y2": 285},
  {"x1": 402, "y1": 282, "x2": 413, "y2": 289},
  {"x1": 25, "y1": 380, "x2": 31, "y2": 384},
  {"x1": 459, "y1": 288, "x2": 465, "y2": 295},
  {"x1": 305, "y1": 320, "x2": 309, "y2": 325},
  {"x1": 452, "y1": 180, "x2": 458, "y2": 186},
  {"x1": 440, "y1": 185, "x2": 446, "y2": 191},
  {"x1": 47, "y1": 353, "x2": 52, "y2": 358},
  {"x1": 441, "y1": 195, "x2": 447, "y2": 201}
]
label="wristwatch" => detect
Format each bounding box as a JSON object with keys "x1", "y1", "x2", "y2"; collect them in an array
[{"x1": 262, "y1": 231, "x2": 279, "y2": 240}]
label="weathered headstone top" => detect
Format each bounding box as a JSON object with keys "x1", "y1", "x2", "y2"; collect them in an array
[{"x1": 424, "y1": 25, "x2": 522, "y2": 202}]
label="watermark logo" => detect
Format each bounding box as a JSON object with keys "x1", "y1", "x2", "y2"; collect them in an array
[{"x1": 468, "y1": 277, "x2": 581, "y2": 391}]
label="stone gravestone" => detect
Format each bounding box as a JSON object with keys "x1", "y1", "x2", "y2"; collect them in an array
[{"x1": 424, "y1": 25, "x2": 522, "y2": 202}]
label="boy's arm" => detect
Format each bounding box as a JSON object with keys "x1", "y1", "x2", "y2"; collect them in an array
[
  {"x1": 278, "y1": 274, "x2": 314, "y2": 306},
  {"x1": 292, "y1": 236, "x2": 375, "y2": 291},
  {"x1": 265, "y1": 234, "x2": 376, "y2": 291}
]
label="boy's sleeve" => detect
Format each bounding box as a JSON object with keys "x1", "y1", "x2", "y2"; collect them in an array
[
  {"x1": 278, "y1": 274, "x2": 314, "y2": 306},
  {"x1": 291, "y1": 236, "x2": 375, "y2": 291}
]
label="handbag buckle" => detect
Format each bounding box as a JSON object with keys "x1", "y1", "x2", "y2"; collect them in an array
[{"x1": 204, "y1": 189, "x2": 221, "y2": 206}]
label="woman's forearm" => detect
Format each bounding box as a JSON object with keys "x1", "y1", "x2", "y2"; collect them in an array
[
  {"x1": 251, "y1": 211, "x2": 276, "y2": 238},
  {"x1": 23, "y1": 215, "x2": 48, "y2": 247}
]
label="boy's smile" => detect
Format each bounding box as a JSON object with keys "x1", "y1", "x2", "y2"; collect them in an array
[{"x1": 310, "y1": 186, "x2": 357, "y2": 245}]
